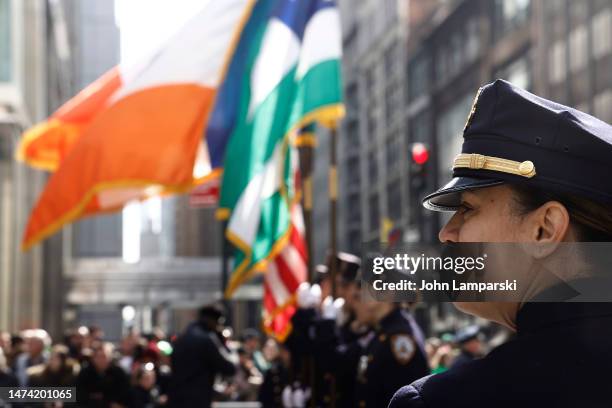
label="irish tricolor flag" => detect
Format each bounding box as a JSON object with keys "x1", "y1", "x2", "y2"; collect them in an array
[
  {"x1": 218, "y1": 0, "x2": 344, "y2": 302},
  {"x1": 18, "y1": 0, "x2": 255, "y2": 249}
]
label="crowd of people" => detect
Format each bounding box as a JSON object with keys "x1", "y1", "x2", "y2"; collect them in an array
[
  {"x1": 0, "y1": 322, "x2": 288, "y2": 407},
  {"x1": 0, "y1": 252, "x2": 497, "y2": 408}
]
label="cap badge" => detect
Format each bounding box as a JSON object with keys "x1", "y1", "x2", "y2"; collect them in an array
[
  {"x1": 464, "y1": 87, "x2": 483, "y2": 132},
  {"x1": 454, "y1": 154, "x2": 536, "y2": 178}
]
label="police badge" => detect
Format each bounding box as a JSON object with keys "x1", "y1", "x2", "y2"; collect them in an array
[{"x1": 391, "y1": 335, "x2": 415, "y2": 365}]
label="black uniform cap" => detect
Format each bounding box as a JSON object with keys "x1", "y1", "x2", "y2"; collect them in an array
[
  {"x1": 424, "y1": 79, "x2": 612, "y2": 211},
  {"x1": 326, "y1": 251, "x2": 361, "y2": 283},
  {"x1": 454, "y1": 325, "x2": 480, "y2": 344}
]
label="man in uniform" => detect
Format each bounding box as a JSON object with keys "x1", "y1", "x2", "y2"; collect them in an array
[
  {"x1": 389, "y1": 79, "x2": 612, "y2": 407},
  {"x1": 449, "y1": 325, "x2": 482, "y2": 369},
  {"x1": 352, "y1": 299, "x2": 430, "y2": 407},
  {"x1": 285, "y1": 252, "x2": 364, "y2": 407},
  {"x1": 169, "y1": 303, "x2": 237, "y2": 408}
]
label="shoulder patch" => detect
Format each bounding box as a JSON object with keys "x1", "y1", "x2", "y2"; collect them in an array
[{"x1": 391, "y1": 334, "x2": 415, "y2": 365}]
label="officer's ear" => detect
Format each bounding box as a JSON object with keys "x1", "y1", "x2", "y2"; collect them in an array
[{"x1": 529, "y1": 201, "x2": 571, "y2": 244}]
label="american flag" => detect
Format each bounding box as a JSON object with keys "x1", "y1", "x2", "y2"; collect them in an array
[{"x1": 262, "y1": 149, "x2": 308, "y2": 341}]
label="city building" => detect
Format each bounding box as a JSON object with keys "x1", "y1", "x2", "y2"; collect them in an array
[
  {"x1": 0, "y1": 0, "x2": 59, "y2": 334},
  {"x1": 405, "y1": 0, "x2": 611, "y2": 242}
]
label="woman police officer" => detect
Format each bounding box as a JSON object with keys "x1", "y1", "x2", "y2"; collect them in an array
[{"x1": 388, "y1": 79, "x2": 612, "y2": 408}]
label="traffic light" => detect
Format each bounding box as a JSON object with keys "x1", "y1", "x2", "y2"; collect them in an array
[{"x1": 410, "y1": 142, "x2": 429, "y2": 191}]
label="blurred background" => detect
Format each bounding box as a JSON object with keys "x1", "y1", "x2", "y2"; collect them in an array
[{"x1": 0, "y1": 0, "x2": 609, "y2": 342}]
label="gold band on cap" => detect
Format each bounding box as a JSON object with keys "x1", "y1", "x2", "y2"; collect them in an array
[{"x1": 453, "y1": 153, "x2": 536, "y2": 178}]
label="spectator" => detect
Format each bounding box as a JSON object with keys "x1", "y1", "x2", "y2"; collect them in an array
[
  {"x1": 168, "y1": 303, "x2": 237, "y2": 408},
  {"x1": 14, "y1": 329, "x2": 50, "y2": 386},
  {"x1": 117, "y1": 329, "x2": 139, "y2": 374},
  {"x1": 0, "y1": 348, "x2": 18, "y2": 387},
  {"x1": 76, "y1": 342, "x2": 132, "y2": 408},
  {"x1": 66, "y1": 326, "x2": 91, "y2": 365},
  {"x1": 231, "y1": 347, "x2": 263, "y2": 401},
  {"x1": 242, "y1": 329, "x2": 269, "y2": 374},
  {"x1": 430, "y1": 344, "x2": 455, "y2": 374},
  {"x1": 28, "y1": 344, "x2": 79, "y2": 387},
  {"x1": 258, "y1": 339, "x2": 290, "y2": 408},
  {"x1": 131, "y1": 363, "x2": 167, "y2": 408},
  {"x1": 89, "y1": 326, "x2": 104, "y2": 343}
]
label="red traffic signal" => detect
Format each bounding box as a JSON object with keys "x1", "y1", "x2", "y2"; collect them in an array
[{"x1": 411, "y1": 143, "x2": 429, "y2": 165}]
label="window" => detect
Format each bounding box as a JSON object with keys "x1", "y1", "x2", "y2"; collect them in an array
[
  {"x1": 385, "y1": 80, "x2": 401, "y2": 123},
  {"x1": 546, "y1": 0, "x2": 565, "y2": 17},
  {"x1": 570, "y1": 1, "x2": 588, "y2": 23},
  {"x1": 384, "y1": 43, "x2": 398, "y2": 77},
  {"x1": 386, "y1": 135, "x2": 400, "y2": 173},
  {"x1": 592, "y1": 8, "x2": 612, "y2": 59},
  {"x1": 387, "y1": 181, "x2": 402, "y2": 221},
  {"x1": 465, "y1": 18, "x2": 481, "y2": 62},
  {"x1": 369, "y1": 194, "x2": 380, "y2": 233},
  {"x1": 0, "y1": 0, "x2": 10, "y2": 82},
  {"x1": 345, "y1": 83, "x2": 359, "y2": 117},
  {"x1": 496, "y1": 54, "x2": 531, "y2": 90},
  {"x1": 347, "y1": 157, "x2": 360, "y2": 187},
  {"x1": 494, "y1": 0, "x2": 531, "y2": 39},
  {"x1": 569, "y1": 25, "x2": 588, "y2": 73},
  {"x1": 348, "y1": 229, "x2": 361, "y2": 254},
  {"x1": 549, "y1": 40, "x2": 567, "y2": 83},
  {"x1": 409, "y1": 110, "x2": 431, "y2": 144},
  {"x1": 408, "y1": 53, "x2": 430, "y2": 101},
  {"x1": 368, "y1": 151, "x2": 378, "y2": 184},
  {"x1": 449, "y1": 33, "x2": 463, "y2": 76},
  {"x1": 436, "y1": 93, "x2": 474, "y2": 181},
  {"x1": 435, "y1": 45, "x2": 448, "y2": 85},
  {"x1": 348, "y1": 192, "x2": 361, "y2": 223},
  {"x1": 365, "y1": 68, "x2": 376, "y2": 97},
  {"x1": 594, "y1": 90, "x2": 612, "y2": 123}
]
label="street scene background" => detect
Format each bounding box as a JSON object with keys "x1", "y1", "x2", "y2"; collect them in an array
[{"x1": 0, "y1": 0, "x2": 610, "y2": 406}]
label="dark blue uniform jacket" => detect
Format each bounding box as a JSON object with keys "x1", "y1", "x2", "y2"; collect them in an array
[{"x1": 389, "y1": 302, "x2": 612, "y2": 408}]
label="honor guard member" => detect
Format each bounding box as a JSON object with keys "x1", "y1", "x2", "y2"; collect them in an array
[
  {"x1": 353, "y1": 298, "x2": 430, "y2": 408},
  {"x1": 389, "y1": 80, "x2": 612, "y2": 408},
  {"x1": 285, "y1": 252, "x2": 363, "y2": 407},
  {"x1": 314, "y1": 252, "x2": 365, "y2": 408}
]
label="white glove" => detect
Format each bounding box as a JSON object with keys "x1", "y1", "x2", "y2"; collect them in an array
[
  {"x1": 282, "y1": 386, "x2": 293, "y2": 407},
  {"x1": 292, "y1": 387, "x2": 311, "y2": 408},
  {"x1": 321, "y1": 296, "x2": 345, "y2": 320},
  {"x1": 296, "y1": 283, "x2": 322, "y2": 309},
  {"x1": 309, "y1": 284, "x2": 322, "y2": 307},
  {"x1": 297, "y1": 282, "x2": 312, "y2": 308}
]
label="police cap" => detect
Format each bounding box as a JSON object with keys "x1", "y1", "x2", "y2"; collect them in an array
[
  {"x1": 454, "y1": 325, "x2": 480, "y2": 344},
  {"x1": 424, "y1": 79, "x2": 612, "y2": 211}
]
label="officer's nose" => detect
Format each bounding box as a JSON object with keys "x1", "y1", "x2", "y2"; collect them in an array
[{"x1": 438, "y1": 212, "x2": 462, "y2": 243}]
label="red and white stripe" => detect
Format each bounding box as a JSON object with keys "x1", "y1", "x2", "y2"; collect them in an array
[{"x1": 263, "y1": 198, "x2": 308, "y2": 340}]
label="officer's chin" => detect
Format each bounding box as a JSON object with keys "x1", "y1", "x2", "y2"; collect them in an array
[{"x1": 453, "y1": 301, "x2": 519, "y2": 331}]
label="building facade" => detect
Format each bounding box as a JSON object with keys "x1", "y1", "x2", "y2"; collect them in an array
[
  {"x1": 405, "y1": 0, "x2": 611, "y2": 243},
  {"x1": 0, "y1": 0, "x2": 59, "y2": 334}
]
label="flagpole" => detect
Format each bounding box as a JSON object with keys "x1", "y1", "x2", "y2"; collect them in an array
[
  {"x1": 299, "y1": 145, "x2": 315, "y2": 281},
  {"x1": 329, "y1": 126, "x2": 338, "y2": 298},
  {"x1": 220, "y1": 219, "x2": 232, "y2": 325}
]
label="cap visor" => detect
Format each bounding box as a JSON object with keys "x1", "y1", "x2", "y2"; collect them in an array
[{"x1": 423, "y1": 177, "x2": 504, "y2": 211}]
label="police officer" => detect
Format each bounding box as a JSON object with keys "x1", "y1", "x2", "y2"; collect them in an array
[
  {"x1": 352, "y1": 299, "x2": 430, "y2": 407},
  {"x1": 389, "y1": 79, "x2": 612, "y2": 408},
  {"x1": 449, "y1": 325, "x2": 483, "y2": 369},
  {"x1": 312, "y1": 254, "x2": 430, "y2": 408},
  {"x1": 169, "y1": 303, "x2": 237, "y2": 408},
  {"x1": 285, "y1": 252, "x2": 365, "y2": 407}
]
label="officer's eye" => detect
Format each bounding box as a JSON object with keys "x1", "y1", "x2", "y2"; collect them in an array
[{"x1": 458, "y1": 203, "x2": 473, "y2": 215}]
